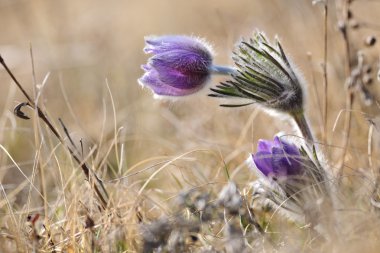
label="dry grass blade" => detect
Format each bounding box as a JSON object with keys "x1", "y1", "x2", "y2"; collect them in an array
[{"x1": 0, "y1": 55, "x2": 109, "y2": 211}]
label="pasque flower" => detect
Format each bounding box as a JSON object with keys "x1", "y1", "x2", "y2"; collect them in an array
[
  {"x1": 250, "y1": 135, "x2": 330, "y2": 227},
  {"x1": 252, "y1": 136, "x2": 303, "y2": 180},
  {"x1": 250, "y1": 135, "x2": 327, "y2": 199},
  {"x1": 139, "y1": 35, "x2": 214, "y2": 97}
]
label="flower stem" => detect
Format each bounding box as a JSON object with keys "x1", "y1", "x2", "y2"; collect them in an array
[
  {"x1": 210, "y1": 65, "x2": 236, "y2": 75},
  {"x1": 291, "y1": 112, "x2": 314, "y2": 147}
]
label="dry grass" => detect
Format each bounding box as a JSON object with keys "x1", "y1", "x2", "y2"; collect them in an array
[{"x1": 1, "y1": 0, "x2": 380, "y2": 252}]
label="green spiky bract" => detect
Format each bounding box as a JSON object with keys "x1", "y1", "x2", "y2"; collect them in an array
[{"x1": 209, "y1": 32, "x2": 303, "y2": 113}]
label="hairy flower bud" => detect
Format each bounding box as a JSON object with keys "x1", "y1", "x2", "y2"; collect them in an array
[
  {"x1": 210, "y1": 31, "x2": 304, "y2": 113},
  {"x1": 139, "y1": 35, "x2": 213, "y2": 97}
]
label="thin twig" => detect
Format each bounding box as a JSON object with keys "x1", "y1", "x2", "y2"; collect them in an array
[
  {"x1": 29, "y1": 46, "x2": 50, "y2": 222},
  {"x1": 307, "y1": 53, "x2": 324, "y2": 136},
  {"x1": 337, "y1": 0, "x2": 355, "y2": 182},
  {"x1": 58, "y1": 118, "x2": 77, "y2": 149},
  {"x1": 368, "y1": 122, "x2": 374, "y2": 173},
  {"x1": 322, "y1": 1, "x2": 329, "y2": 144}
]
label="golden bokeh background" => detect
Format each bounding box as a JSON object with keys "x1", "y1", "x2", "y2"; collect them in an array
[{"x1": 0, "y1": 0, "x2": 380, "y2": 222}]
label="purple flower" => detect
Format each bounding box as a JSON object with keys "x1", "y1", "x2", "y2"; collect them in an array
[
  {"x1": 252, "y1": 136, "x2": 303, "y2": 180},
  {"x1": 139, "y1": 35, "x2": 213, "y2": 97}
]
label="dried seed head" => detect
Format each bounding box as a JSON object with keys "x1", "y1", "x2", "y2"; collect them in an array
[
  {"x1": 178, "y1": 190, "x2": 216, "y2": 222},
  {"x1": 363, "y1": 64, "x2": 372, "y2": 74},
  {"x1": 198, "y1": 246, "x2": 220, "y2": 253},
  {"x1": 224, "y1": 223, "x2": 245, "y2": 253},
  {"x1": 363, "y1": 74, "x2": 373, "y2": 85},
  {"x1": 365, "y1": 36, "x2": 377, "y2": 47},
  {"x1": 349, "y1": 19, "x2": 360, "y2": 29},
  {"x1": 167, "y1": 230, "x2": 185, "y2": 252},
  {"x1": 141, "y1": 217, "x2": 172, "y2": 252},
  {"x1": 360, "y1": 86, "x2": 374, "y2": 106},
  {"x1": 217, "y1": 181, "x2": 242, "y2": 215},
  {"x1": 345, "y1": 76, "x2": 356, "y2": 89},
  {"x1": 338, "y1": 21, "x2": 346, "y2": 33},
  {"x1": 347, "y1": 9, "x2": 353, "y2": 19}
]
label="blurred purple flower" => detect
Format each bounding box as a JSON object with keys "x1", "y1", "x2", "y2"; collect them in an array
[
  {"x1": 252, "y1": 136, "x2": 303, "y2": 179},
  {"x1": 139, "y1": 35, "x2": 213, "y2": 97}
]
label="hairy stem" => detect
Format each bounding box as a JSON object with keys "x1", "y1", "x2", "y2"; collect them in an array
[
  {"x1": 210, "y1": 65, "x2": 237, "y2": 75},
  {"x1": 291, "y1": 112, "x2": 314, "y2": 147}
]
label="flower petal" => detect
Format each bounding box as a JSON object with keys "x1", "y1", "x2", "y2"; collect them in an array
[
  {"x1": 273, "y1": 136, "x2": 282, "y2": 147},
  {"x1": 150, "y1": 50, "x2": 211, "y2": 73},
  {"x1": 272, "y1": 146, "x2": 301, "y2": 176},
  {"x1": 279, "y1": 138, "x2": 300, "y2": 157},
  {"x1": 144, "y1": 35, "x2": 211, "y2": 55},
  {"x1": 139, "y1": 69, "x2": 202, "y2": 96},
  {"x1": 253, "y1": 151, "x2": 274, "y2": 177},
  {"x1": 257, "y1": 139, "x2": 275, "y2": 153}
]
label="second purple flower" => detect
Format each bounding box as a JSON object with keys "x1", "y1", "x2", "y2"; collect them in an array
[{"x1": 252, "y1": 136, "x2": 303, "y2": 180}]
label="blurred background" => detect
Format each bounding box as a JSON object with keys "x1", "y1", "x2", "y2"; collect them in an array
[{"x1": 0, "y1": 0, "x2": 380, "y2": 217}]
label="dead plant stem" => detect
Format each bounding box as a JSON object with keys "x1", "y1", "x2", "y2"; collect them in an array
[
  {"x1": 0, "y1": 54, "x2": 109, "y2": 210},
  {"x1": 337, "y1": 0, "x2": 354, "y2": 182}
]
